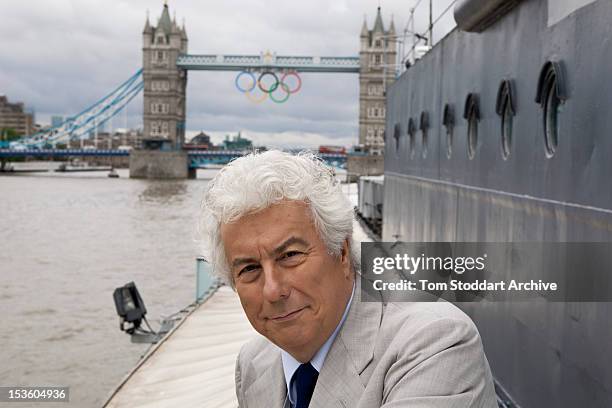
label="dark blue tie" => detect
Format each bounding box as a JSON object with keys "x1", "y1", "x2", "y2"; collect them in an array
[{"x1": 291, "y1": 362, "x2": 319, "y2": 408}]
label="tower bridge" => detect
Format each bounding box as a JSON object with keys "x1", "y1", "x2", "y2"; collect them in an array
[
  {"x1": 141, "y1": 2, "x2": 395, "y2": 153},
  {"x1": 6, "y1": 3, "x2": 395, "y2": 178}
]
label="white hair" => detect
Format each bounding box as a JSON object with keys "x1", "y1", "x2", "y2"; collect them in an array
[{"x1": 200, "y1": 150, "x2": 359, "y2": 286}]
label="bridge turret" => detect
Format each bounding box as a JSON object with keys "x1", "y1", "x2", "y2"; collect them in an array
[
  {"x1": 142, "y1": 2, "x2": 187, "y2": 149},
  {"x1": 360, "y1": 16, "x2": 369, "y2": 49},
  {"x1": 142, "y1": 13, "x2": 153, "y2": 47},
  {"x1": 180, "y1": 20, "x2": 188, "y2": 53},
  {"x1": 388, "y1": 16, "x2": 396, "y2": 38}
]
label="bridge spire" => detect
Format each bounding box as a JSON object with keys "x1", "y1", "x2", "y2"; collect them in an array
[
  {"x1": 389, "y1": 14, "x2": 396, "y2": 35},
  {"x1": 373, "y1": 6, "x2": 385, "y2": 33},
  {"x1": 181, "y1": 18, "x2": 188, "y2": 40},
  {"x1": 361, "y1": 15, "x2": 368, "y2": 38},
  {"x1": 158, "y1": 2, "x2": 173, "y2": 34},
  {"x1": 143, "y1": 10, "x2": 152, "y2": 34}
]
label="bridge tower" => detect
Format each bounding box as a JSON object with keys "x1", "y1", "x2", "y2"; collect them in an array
[
  {"x1": 359, "y1": 7, "x2": 396, "y2": 155},
  {"x1": 142, "y1": 3, "x2": 188, "y2": 148}
]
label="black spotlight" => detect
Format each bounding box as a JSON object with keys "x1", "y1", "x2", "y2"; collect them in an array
[{"x1": 113, "y1": 281, "x2": 147, "y2": 334}]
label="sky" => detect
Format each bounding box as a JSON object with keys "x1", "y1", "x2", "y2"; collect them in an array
[{"x1": 0, "y1": 0, "x2": 457, "y2": 148}]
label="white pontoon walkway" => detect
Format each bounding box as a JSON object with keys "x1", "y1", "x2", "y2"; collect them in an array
[
  {"x1": 103, "y1": 184, "x2": 373, "y2": 407},
  {"x1": 103, "y1": 287, "x2": 258, "y2": 407}
]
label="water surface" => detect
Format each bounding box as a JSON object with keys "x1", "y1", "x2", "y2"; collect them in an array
[{"x1": 0, "y1": 167, "x2": 216, "y2": 407}]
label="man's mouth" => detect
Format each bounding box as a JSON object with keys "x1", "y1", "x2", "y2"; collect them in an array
[{"x1": 268, "y1": 307, "x2": 306, "y2": 322}]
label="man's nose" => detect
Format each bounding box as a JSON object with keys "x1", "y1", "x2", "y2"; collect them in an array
[{"x1": 261, "y1": 262, "x2": 290, "y2": 302}]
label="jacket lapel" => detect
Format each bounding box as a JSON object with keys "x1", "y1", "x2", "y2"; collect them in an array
[
  {"x1": 309, "y1": 335, "x2": 367, "y2": 408},
  {"x1": 244, "y1": 350, "x2": 288, "y2": 408},
  {"x1": 310, "y1": 276, "x2": 384, "y2": 408}
]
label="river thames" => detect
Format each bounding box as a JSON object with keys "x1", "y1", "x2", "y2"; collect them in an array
[{"x1": 0, "y1": 165, "x2": 218, "y2": 407}]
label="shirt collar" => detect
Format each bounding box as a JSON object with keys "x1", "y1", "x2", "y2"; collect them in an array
[{"x1": 280, "y1": 279, "x2": 355, "y2": 404}]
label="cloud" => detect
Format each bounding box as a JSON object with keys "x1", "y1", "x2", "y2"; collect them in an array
[{"x1": 0, "y1": 0, "x2": 458, "y2": 147}]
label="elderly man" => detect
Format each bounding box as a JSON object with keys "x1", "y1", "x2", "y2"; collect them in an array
[{"x1": 201, "y1": 151, "x2": 497, "y2": 408}]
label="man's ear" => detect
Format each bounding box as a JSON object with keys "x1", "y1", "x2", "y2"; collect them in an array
[{"x1": 341, "y1": 239, "x2": 352, "y2": 278}]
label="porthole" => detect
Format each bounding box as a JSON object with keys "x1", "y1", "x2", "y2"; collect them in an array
[
  {"x1": 501, "y1": 103, "x2": 513, "y2": 159},
  {"x1": 535, "y1": 61, "x2": 566, "y2": 158},
  {"x1": 420, "y1": 111, "x2": 429, "y2": 159},
  {"x1": 408, "y1": 118, "x2": 416, "y2": 159},
  {"x1": 463, "y1": 94, "x2": 480, "y2": 160},
  {"x1": 443, "y1": 104, "x2": 454, "y2": 159},
  {"x1": 393, "y1": 123, "x2": 401, "y2": 153},
  {"x1": 496, "y1": 80, "x2": 515, "y2": 160},
  {"x1": 543, "y1": 85, "x2": 560, "y2": 156},
  {"x1": 467, "y1": 113, "x2": 478, "y2": 159}
]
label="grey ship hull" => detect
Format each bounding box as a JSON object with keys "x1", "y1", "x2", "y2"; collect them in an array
[{"x1": 383, "y1": 0, "x2": 612, "y2": 406}]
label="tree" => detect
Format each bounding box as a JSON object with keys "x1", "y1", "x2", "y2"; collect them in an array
[{"x1": 1, "y1": 128, "x2": 20, "y2": 141}]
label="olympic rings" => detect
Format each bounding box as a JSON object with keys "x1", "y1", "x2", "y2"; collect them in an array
[
  {"x1": 235, "y1": 71, "x2": 256, "y2": 92},
  {"x1": 280, "y1": 71, "x2": 302, "y2": 94},
  {"x1": 258, "y1": 72, "x2": 280, "y2": 93},
  {"x1": 270, "y1": 82, "x2": 290, "y2": 104},
  {"x1": 245, "y1": 81, "x2": 268, "y2": 104},
  {"x1": 234, "y1": 70, "x2": 302, "y2": 104}
]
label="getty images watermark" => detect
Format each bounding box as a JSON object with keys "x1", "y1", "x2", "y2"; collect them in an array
[{"x1": 360, "y1": 242, "x2": 612, "y2": 302}]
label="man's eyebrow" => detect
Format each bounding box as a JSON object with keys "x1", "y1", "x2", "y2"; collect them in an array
[
  {"x1": 273, "y1": 236, "x2": 310, "y2": 255},
  {"x1": 231, "y1": 257, "x2": 258, "y2": 269},
  {"x1": 230, "y1": 237, "x2": 309, "y2": 269}
]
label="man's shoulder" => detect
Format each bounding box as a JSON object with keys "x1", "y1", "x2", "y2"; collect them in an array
[
  {"x1": 358, "y1": 300, "x2": 497, "y2": 407},
  {"x1": 235, "y1": 334, "x2": 279, "y2": 398},
  {"x1": 377, "y1": 300, "x2": 481, "y2": 350},
  {"x1": 238, "y1": 334, "x2": 276, "y2": 364},
  {"x1": 384, "y1": 299, "x2": 475, "y2": 327}
]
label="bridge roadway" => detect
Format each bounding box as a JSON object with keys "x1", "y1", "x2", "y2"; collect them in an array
[{"x1": 0, "y1": 149, "x2": 347, "y2": 169}]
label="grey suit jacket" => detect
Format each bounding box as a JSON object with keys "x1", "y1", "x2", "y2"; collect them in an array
[{"x1": 235, "y1": 280, "x2": 498, "y2": 408}]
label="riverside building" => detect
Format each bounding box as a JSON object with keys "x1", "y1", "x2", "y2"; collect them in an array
[{"x1": 0, "y1": 95, "x2": 34, "y2": 137}]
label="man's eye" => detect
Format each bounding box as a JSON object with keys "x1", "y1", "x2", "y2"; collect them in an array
[
  {"x1": 281, "y1": 251, "x2": 303, "y2": 260},
  {"x1": 239, "y1": 265, "x2": 260, "y2": 275}
]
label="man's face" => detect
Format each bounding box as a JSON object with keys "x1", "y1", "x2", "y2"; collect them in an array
[{"x1": 220, "y1": 200, "x2": 354, "y2": 362}]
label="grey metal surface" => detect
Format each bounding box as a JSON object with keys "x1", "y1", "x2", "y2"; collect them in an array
[
  {"x1": 383, "y1": 0, "x2": 612, "y2": 406},
  {"x1": 358, "y1": 176, "x2": 384, "y2": 220},
  {"x1": 388, "y1": 0, "x2": 612, "y2": 209},
  {"x1": 454, "y1": 0, "x2": 522, "y2": 32}
]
